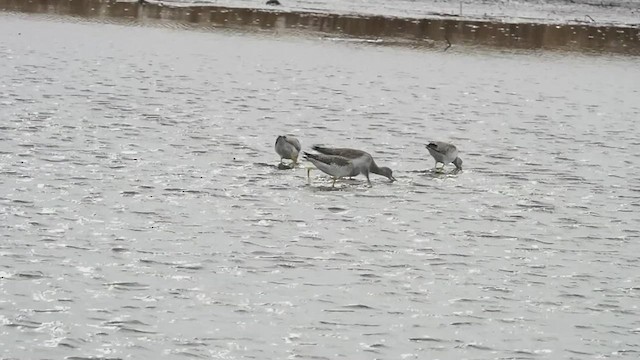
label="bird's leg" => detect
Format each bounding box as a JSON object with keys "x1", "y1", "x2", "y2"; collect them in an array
[
  {"x1": 307, "y1": 168, "x2": 312, "y2": 184},
  {"x1": 365, "y1": 171, "x2": 371, "y2": 186},
  {"x1": 280, "y1": 157, "x2": 284, "y2": 165},
  {"x1": 332, "y1": 177, "x2": 336, "y2": 188}
]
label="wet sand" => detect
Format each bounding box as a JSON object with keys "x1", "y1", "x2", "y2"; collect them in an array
[
  {"x1": 1, "y1": 0, "x2": 639, "y2": 55},
  {"x1": 174, "y1": 0, "x2": 640, "y2": 28}
]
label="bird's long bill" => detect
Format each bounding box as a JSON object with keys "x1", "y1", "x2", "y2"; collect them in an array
[{"x1": 390, "y1": 176, "x2": 397, "y2": 182}]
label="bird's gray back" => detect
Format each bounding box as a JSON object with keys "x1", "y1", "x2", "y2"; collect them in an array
[
  {"x1": 285, "y1": 137, "x2": 301, "y2": 152},
  {"x1": 275, "y1": 136, "x2": 300, "y2": 158},
  {"x1": 427, "y1": 142, "x2": 458, "y2": 163},
  {"x1": 313, "y1": 146, "x2": 370, "y2": 160}
]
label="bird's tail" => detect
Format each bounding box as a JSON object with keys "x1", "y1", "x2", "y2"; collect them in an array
[
  {"x1": 312, "y1": 145, "x2": 340, "y2": 156},
  {"x1": 302, "y1": 151, "x2": 318, "y2": 161}
]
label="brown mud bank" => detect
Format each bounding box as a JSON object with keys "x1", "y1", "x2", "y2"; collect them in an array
[{"x1": 1, "y1": 0, "x2": 639, "y2": 55}]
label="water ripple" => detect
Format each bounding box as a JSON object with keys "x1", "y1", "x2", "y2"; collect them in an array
[{"x1": 0, "y1": 11, "x2": 639, "y2": 360}]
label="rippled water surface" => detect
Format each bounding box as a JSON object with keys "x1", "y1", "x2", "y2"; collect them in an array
[{"x1": 1, "y1": 13, "x2": 640, "y2": 360}]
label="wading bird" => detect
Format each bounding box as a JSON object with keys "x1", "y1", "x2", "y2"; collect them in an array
[
  {"x1": 304, "y1": 145, "x2": 396, "y2": 186},
  {"x1": 275, "y1": 135, "x2": 301, "y2": 166},
  {"x1": 425, "y1": 141, "x2": 462, "y2": 172}
]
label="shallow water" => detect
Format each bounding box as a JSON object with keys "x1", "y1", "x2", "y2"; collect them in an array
[{"x1": 1, "y1": 13, "x2": 640, "y2": 360}]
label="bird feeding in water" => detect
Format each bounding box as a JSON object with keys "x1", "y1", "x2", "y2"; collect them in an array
[
  {"x1": 275, "y1": 135, "x2": 301, "y2": 168},
  {"x1": 425, "y1": 141, "x2": 462, "y2": 173},
  {"x1": 304, "y1": 145, "x2": 396, "y2": 187}
]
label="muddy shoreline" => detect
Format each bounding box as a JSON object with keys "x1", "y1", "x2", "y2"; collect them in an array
[
  {"x1": 1, "y1": 0, "x2": 639, "y2": 55},
  {"x1": 123, "y1": 0, "x2": 640, "y2": 28}
]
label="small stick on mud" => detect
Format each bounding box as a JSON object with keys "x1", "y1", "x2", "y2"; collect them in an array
[
  {"x1": 444, "y1": 36, "x2": 452, "y2": 51},
  {"x1": 585, "y1": 15, "x2": 596, "y2": 22}
]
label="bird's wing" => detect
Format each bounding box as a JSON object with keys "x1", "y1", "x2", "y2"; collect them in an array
[
  {"x1": 286, "y1": 137, "x2": 302, "y2": 152},
  {"x1": 304, "y1": 152, "x2": 351, "y2": 166},
  {"x1": 312, "y1": 146, "x2": 368, "y2": 159},
  {"x1": 427, "y1": 141, "x2": 456, "y2": 155}
]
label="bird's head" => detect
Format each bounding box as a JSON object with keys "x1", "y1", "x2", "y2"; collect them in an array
[
  {"x1": 453, "y1": 157, "x2": 463, "y2": 170},
  {"x1": 379, "y1": 167, "x2": 396, "y2": 182}
]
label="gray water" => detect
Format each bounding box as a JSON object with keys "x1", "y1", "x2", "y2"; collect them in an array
[{"x1": 1, "y1": 12, "x2": 640, "y2": 360}]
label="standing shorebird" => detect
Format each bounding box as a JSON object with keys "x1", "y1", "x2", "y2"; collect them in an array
[
  {"x1": 425, "y1": 141, "x2": 463, "y2": 172},
  {"x1": 275, "y1": 135, "x2": 301, "y2": 166},
  {"x1": 304, "y1": 145, "x2": 396, "y2": 186}
]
